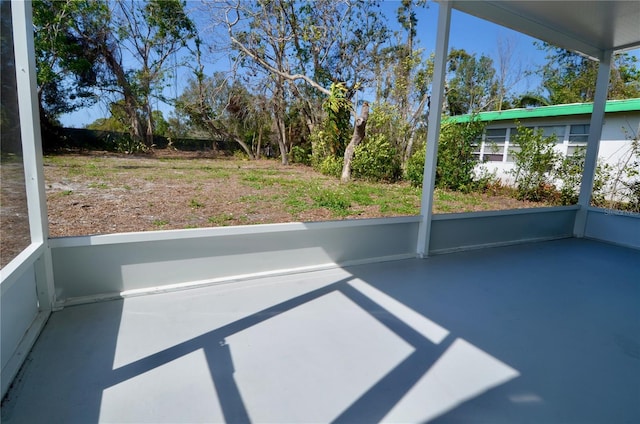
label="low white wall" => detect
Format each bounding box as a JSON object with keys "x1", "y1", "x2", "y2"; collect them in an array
[
  {"x1": 1, "y1": 244, "x2": 49, "y2": 398},
  {"x1": 50, "y1": 217, "x2": 420, "y2": 305},
  {"x1": 429, "y1": 207, "x2": 578, "y2": 254},
  {"x1": 584, "y1": 208, "x2": 640, "y2": 249}
]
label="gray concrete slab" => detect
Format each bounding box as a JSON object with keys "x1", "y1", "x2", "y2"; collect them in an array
[{"x1": 2, "y1": 238, "x2": 639, "y2": 423}]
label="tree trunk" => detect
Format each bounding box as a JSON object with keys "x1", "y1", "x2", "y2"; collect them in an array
[
  {"x1": 341, "y1": 102, "x2": 370, "y2": 182},
  {"x1": 256, "y1": 125, "x2": 263, "y2": 159},
  {"x1": 145, "y1": 101, "x2": 154, "y2": 147},
  {"x1": 101, "y1": 44, "x2": 145, "y2": 146},
  {"x1": 275, "y1": 114, "x2": 289, "y2": 165}
]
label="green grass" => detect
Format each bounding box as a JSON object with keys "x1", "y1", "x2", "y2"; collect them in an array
[
  {"x1": 42, "y1": 154, "x2": 536, "y2": 235},
  {"x1": 189, "y1": 198, "x2": 205, "y2": 209},
  {"x1": 208, "y1": 213, "x2": 235, "y2": 226},
  {"x1": 88, "y1": 182, "x2": 109, "y2": 189},
  {"x1": 311, "y1": 188, "x2": 352, "y2": 216}
]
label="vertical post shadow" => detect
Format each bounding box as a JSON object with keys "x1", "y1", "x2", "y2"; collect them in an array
[{"x1": 205, "y1": 340, "x2": 251, "y2": 424}]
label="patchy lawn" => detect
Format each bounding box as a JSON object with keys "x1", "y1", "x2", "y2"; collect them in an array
[
  {"x1": 40, "y1": 150, "x2": 543, "y2": 238},
  {"x1": 1, "y1": 154, "x2": 31, "y2": 268}
]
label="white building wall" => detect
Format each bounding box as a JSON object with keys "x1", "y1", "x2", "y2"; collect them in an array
[{"x1": 475, "y1": 113, "x2": 640, "y2": 188}]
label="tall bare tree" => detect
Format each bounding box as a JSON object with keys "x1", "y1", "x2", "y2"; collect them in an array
[{"x1": 205, "y1": 0, "x2": 387, "y2": 165}]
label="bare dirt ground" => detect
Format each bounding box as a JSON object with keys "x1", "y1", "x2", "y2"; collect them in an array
[
  {"x1": 2, "y1": 149, "x2": 541, "y2": 266},
  {"x1": 43, "y1": 150, "x2": 540, "y2": 236},
  {"x1": 1, "y1": 158, "x2": 31, "y2": 268}
]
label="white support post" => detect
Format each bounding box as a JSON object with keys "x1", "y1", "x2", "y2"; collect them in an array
[
  {"x1": 12, "y1": 0, "x2": 56, "y2": 310},
  {"x1": 416, "y1": 0, "x2": 451, "y2": 258},
  {"x1": 573, "y1": 49, "x2": 612, "y2": 238}
]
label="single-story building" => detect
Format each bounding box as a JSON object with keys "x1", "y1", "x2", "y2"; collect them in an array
[{"x1": 448, "y1": 98, "x2": 640, "y2": 186}]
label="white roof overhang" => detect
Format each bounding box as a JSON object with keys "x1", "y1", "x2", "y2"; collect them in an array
[{"x1": 445, "y1": 0, "x2": 640, "y2": 60}]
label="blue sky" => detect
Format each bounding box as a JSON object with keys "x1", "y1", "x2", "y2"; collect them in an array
[{"x1": 59, "y1": 1, "x2": 634, "y2": 128}]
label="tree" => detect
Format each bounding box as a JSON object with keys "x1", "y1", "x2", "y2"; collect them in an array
[
  {"x1": 108, "y1": 0, "x2": 197, "y2": 146},
  {"x1": 34, "y1": 0, "x2": 197, "y2": 146},
  {"x1": 494, "y1": 34, "x2": 523, "y2": 111},
  {"x1": 535, "y1": 43, "x2": 640, "y2": 104},
  {"x1": 446, "y1": 48, "x2": 499, "y2": 115},
  {"x1": 1, "y1": 0, "x2": 21, "y2": 153},
  {"x1": 176, "y1": 73, "x2": 263, "y2": 158},
  {"x1": 341, "y1": 102, "x2": 370, "y2": 182},
  {"x1": 211, "y1": 0, "x2": 388, "y2": 165},
  {"x1": 33, "y1": 0, "x2": 106, "y2": 120},
  {"x1": 372, "y1": 0, "x2": 432, "y2": 168},
  {"x1": 85, "y1": 101, "x2": 130, "y2": 132}
]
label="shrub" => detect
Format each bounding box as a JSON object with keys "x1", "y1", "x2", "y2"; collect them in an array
[
  {"x1": 310, "y1": 129, "x2": 333, "y2": 170},
  {"x1": 556, "y1": 148, "x2": 585, "y2": 205},
  {"x1": 405, "y1": 144, "x2": 426, "y2": 187},
  {"x1": 319, "y1": 155, "x2": 343, "y2": 178},
  {"x1": 111, "y1": 134, "x2": 148, "y2": 155},
  {"x1": 509, "y1": 124, "x2": 561, "y2": 201},
  {"x1": 289, "y1": 145, "x2": 311, "y2": 165},
  {"x1": 351, "y1": 133, "x2": 402, "y2": 182},
  {"x1": 473, "y1": 166, "x2": 502, "y2": 193},
  {"x1": 436, "y1": 120, "x2": 485, "y2": 192}
]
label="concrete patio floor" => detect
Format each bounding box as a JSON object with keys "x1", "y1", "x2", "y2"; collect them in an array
[{"x1": 2, "y1": 238, "x2": 639, "y2": 423}]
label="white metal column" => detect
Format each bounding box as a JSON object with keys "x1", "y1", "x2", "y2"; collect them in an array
[
  {"x1": 573, "y1": 49, "x2": 612, "y2": 237},
  {"x1": 416, "y1": 0, "x2": 451, "y2": 257},
  {"x1": 12, "y1": 0, "x2": 56, "y2": 309}
]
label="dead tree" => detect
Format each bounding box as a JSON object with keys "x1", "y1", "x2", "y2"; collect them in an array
[{"x1": 341, "y1": 102, "x2": 370, "y2": 182}]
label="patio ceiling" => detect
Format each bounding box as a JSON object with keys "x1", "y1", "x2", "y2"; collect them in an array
[{"x1": 446, "y1": 0, "x2": 640, "y2": 60}]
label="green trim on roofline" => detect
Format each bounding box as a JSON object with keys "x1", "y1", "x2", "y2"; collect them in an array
[{"x1": 446, "y1": 98, "x2": 640, "y2": 123}]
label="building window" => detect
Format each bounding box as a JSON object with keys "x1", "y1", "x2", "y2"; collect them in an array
[
  {"x1": 540, "y1": 125, "x2": 567, "y2": 143},
  {"x1": 483, "y1": 128, "x2": 506, "y2": 161},
  {"x1": 506, "y1": 127, "x2": 521, "y2": 162},
  {"x1": 568, "y1": 124, "x2": 590, "y2": 155}
]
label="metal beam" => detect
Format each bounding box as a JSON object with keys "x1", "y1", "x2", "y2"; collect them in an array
[
  {"x1": 417, "y1": 0, "x2": 451, "y2": 257},
  {"x1": 573, "y1": 50, "x2": 612, "y2": 237},
  {"x1": 12, "y1": 0, "x2": 56, "y2": 309}
]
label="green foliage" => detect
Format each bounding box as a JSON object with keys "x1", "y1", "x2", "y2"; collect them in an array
[
  {"x1": 311, "y1": 128, "x2": 339, "y2": 172},
  {"x1": 509, "y1": 124, "x2": 561, "y2": 201},
  {"x1": 311, "y1": 188, "x2": 352, "y2": 216},
  {"x1": 447, "y1": 49, "x2": 498, "y2": 115},
  {"x1": 344, "y1": 102, "x2": 405, "y2": 182},
  {"x1": 405, "y1": 144, "x2": 425, "y2": 187},
  {"x1": 405, "y1": 119, "x2": 485, "y2": 191},
  {"x1": 473, "y1": 166, "x2": 502, "y2": 193},
  {"x1": 33, "y1": 0, "x2": 108, "y2": 119},
  {"x1": 289, "y1": 145, "x2": 312, "y2": 165},
  {"x1": 600, "y1": 132, "x2": 640, "y2": 211},
  {"x1": 111, "y1": 134, "x2": 148, "y2": 155},
  {"x1": 535, "y1": 43, "x2": 640, "y2": 104},
  {"x1": 189, "y1": 198, "x2": 204, "y2": 209},
  {"x1": 318, "y1": 155, "x2": 344, "y2": 178},
  {"x1": 556, "y1": 148, "x2": 586, "y2": 205},
  {"x1": 321, "y1": 82, "x2": 352, "y2": 157},
  {"x1": 352, "y1": 133, "x2": 401, "y2": 182},
  {"x1": 436, "y1": 119, "x2": 486, "y2": 192}
]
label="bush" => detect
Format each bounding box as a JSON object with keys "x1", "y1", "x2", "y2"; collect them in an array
[
  {"x1": 556, "y1": 148, "x2": 585, "y2": 205},
  {"x1": 111, "y1": 134, "x2": 148, "y2": 155},
  {"x1": 289, "y1": 145, "x2": 311, "y2": 165},
  {"x1": 405, "y1": 144, "x2": 426, "y2": 187},
  {"x1": 310, "y1": 129, "x2": 333, "y2": 169},
  {"x1": 404, "y1": 119, "x2": 485, "y2": 191},
  {"x1": 319, "y1": 155, "x2": 343, "y2": 178},
  {"x1": 436, "y1": 120, "x2": 485, "y2": 192},
  {"x1": 509, "y1": 124, "x2": 561, "y2": 201},
  {"x1": 351, "y1": 133, "x2": 402, "y2": 182},
  {"x1": 473, "y1": 166, "x2": 502, "y2": 193}
]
